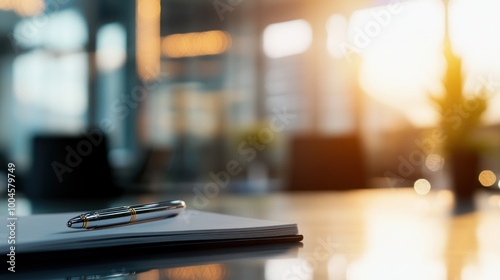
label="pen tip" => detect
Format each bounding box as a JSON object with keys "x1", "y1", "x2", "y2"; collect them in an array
[{"x1": 67, "y1": 216, "x2": 85, "y2": 228}]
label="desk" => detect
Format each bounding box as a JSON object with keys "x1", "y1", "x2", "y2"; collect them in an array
[{"x1": 8, "y1": 188, "x2": 500, "y2": 279}]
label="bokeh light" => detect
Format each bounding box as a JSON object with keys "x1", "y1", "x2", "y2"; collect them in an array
[
  {"x1": 414, "y1": 179, "x2": 431, "y2": 195},
  {"x1": 487, "y1": 195, "x2": 500, "y2": 207},
  {"x1": 425, "y1": 154, "x2": 445, "y2": 171},
  {"x1": 0, "y1": 0, "x2": 44, "y2": 17},
  {"x1": 162, "y1": 30, "x2": 231, "y2": 58},
  {"x1": 478, "y1": 170, "x2": 496, "y2": 187},
  {"x1": 326, "y1": 14, "x2": 349, "y2": 59},
  {"x1": 161, "y1": 264, "x2": 227, "y2": 280},
  {"x1": 263, "y1": 19, "x2": 312, "y2": 58},
  {"x1": 136, "y1": 0, "x2": 161, "y2": 81}
]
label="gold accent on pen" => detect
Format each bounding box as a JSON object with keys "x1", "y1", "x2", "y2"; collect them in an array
[
  {"x1": 81, "y1": 214, "x2": 88, "y2": 228},
  {"x1": 128, "y1": 207, "x2": 137, "y2": 223}
]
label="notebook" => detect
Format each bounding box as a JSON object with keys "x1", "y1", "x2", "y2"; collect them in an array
[{"x1": 0, "y1": 210, "x2": 302, "y2": 254}]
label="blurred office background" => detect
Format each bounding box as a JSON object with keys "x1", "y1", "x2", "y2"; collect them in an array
[{"x1": 1, "y1": 0, "x2": 500, "y2": 198}]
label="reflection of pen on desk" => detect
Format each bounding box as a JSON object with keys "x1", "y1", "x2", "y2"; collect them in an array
[
  {"x1": 67, "y1": 200, "x2": 186, "y2": 229},
  {"x1": 67, "y1": 270, "x2": 140, "y2": 280}
]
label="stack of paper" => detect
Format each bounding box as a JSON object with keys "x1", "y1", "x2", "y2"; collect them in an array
[{"x1": 0, "y1": 210, "x2": 301, "y2": 254}]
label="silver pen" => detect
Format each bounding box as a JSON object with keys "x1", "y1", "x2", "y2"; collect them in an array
[{"x1": 67, "y1": 200, "x2": 186, "y2": 229}]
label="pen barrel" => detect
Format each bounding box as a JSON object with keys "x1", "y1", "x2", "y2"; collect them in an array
[
  {"x1": 83, "y1": 200, "x2": 185, "y2": 228},
  {"x1": 132, "y1": 200, "x2": 185, "y2": 222}
]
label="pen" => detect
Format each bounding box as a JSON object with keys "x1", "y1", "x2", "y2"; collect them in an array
[{"x1": 67, "y1": 200, "x2": 186, "y2": 229}]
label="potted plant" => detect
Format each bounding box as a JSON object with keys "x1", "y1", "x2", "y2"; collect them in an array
[{"x1": 430, "y1": 39, "x2": 489, "y2": 199}]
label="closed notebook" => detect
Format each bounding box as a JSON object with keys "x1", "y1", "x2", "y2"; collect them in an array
[{"x1": 0, "y1": 210, "x2": 302, "y2": 254}]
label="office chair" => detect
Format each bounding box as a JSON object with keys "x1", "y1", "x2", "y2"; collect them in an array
[
  {"x1": 25, "y1": 134, "x2": 121, "y2": 199},
  {"x1": 132, "y1": 146, "x2": 171, "y2": 186},
  {"x1": 286, "y1": 134, "x2": 368, "y2": 191}
]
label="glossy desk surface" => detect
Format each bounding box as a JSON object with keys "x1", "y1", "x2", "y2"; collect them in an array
[{"x1": 7, "y1": 188, "x2": 500, "y2": 280}]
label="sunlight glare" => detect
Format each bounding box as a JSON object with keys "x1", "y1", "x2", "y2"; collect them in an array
[
  {"x1": 265, "y1": 259, "x2": 313, "y2": 280},
  {"x1": 354, "y1": 0, "x2": 445, "y2": 127},
  {"x1": 449, "y1": 0, "x2": 500, "y2": 66},
  {"x1": 347, "y1": 195, "x2": 447, "y2": 280},
  {"x1": 450, "y1": 0, "x2": 500, "y2": 126}
]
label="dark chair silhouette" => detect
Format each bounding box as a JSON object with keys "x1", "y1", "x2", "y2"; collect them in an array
[
  {"x1": 286, "y1": 135, "x2": 368, "y2": 191},
  {"x1": 26, "y1": 134, "x2": 121, "y2": 199},
  {"x1": 132, "y1": 147, "x2": 171, "y2": 186}
]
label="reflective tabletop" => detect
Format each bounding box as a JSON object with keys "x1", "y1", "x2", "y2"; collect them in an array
[{"x1": 4, "y1": 188, "x2": 500, "y2": 280}]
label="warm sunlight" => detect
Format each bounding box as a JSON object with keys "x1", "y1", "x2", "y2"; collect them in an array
[
  {"x1": 352, "y1": 0, "x2": 445, "y2": 127},
  {"x1": 347, "y1": 193, "x2": 447, "y2": 280},
  {"x1": 352, "y1": 0, "x2": 500, "y2": 127},
  {"x1": 449, "y1": 0, "x2": 500, "y2": 125}
]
